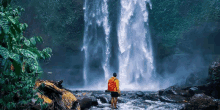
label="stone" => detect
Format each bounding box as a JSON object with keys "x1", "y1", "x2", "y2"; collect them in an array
[
  {"x1": 136, "y1": 91, "x2": 144, "y2": 97},
  {"x1": 182, "y1": 93, "x2": 218, "y2": 110},
  {"x1": 143, "y1": 93, "x2": 159, "y2": 101},
  {"x1": 188, "y1": 87, "x2": 203, "y2": 96},
  {"x1": 78, "y1": 98, "x2": 93, "y2": 110},
  {"x1": 97, "y1": 96, "x2": 108, "y2": 103},
  {"x1": 159, "y1": 94, "x2": 187, "y2": 103}
]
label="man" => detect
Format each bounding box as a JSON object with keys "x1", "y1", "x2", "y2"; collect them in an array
[{"x1": 108, "y1": 73, "x2": 120, "y2": 109}]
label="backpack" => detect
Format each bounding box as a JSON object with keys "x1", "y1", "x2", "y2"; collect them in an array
[{"x1": 108, "y1": 77, "x2": 117, "y2": 92}]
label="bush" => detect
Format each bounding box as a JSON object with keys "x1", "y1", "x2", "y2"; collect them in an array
[{"x1": 0, "y1": 0, "x2": 52, "y2": 109}]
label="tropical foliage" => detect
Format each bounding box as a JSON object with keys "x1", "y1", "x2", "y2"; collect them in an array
[{"x1": 0, "y1": 0, "x2": 52, "y2": 109}]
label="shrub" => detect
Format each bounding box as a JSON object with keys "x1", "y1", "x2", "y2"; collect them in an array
[{"x1": 0, "y1": 0, "x2": 52, "y2": 109}]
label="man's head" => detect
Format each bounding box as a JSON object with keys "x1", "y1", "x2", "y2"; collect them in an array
[{"x1": 113, "y1": 73, "x2": 117, "y2": 77}]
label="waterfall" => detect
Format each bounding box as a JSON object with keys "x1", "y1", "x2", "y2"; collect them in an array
[
  {"x1": 82, "y1": 0, "x2": 158, "y2": 90},
  {"x1": 117, "y1": 0, "x2": 156, "y2": 90},
  {"x1": 82, "y1": 0, "x2": 111, "y2": 87}
]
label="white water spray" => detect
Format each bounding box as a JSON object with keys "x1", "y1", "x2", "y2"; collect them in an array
[
  {"x1": 82, "y1": 0, "x2": 159, "y2": 90},
  {"x1": 82, "y1": 0, "x2": 111, "y2": 87},
  {"x1": 117, "y1": 0, "x2": 158, "y2": 90}
]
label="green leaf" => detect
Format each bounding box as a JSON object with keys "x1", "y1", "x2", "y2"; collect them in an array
[
  {"x1": 0, "y1": 19, "x2": 10, "y2": 34},
  {"x1": 28, "y1": 47, "x2": 44, "y2": 59},
  {"x1": 36, "y1": 36, "x2": 43, "y2": 43},
  {"x1": 0, "y1": 27, "x2": 2, "y2": 34},
  {"x1": 9, "y1": 52, "x2": 20, "y2": 63},
  {"x1": 0, "y1": 12, "x2": 5, "y2": 16},
  {"x1": 7, "y1": 103, "x2": 12, "y2": 109},
  {"x1": 42, "y1": 48, "x2": 52, "y2": 59},
  {"x1": 20, "y1": 23, "x2": 28, "y2": 31},
  {"x1": 0, "y1": 45, "x2": 9, "y2": 59},
  {"x1": 19, "y1": 49, "x2": 37, "y2": 59},
  {"x1": 35, "y1": 98, "x2": 43, "y2": 104},
  {"x1": 30, "y1": 37, "x2": 36, "y2": 46},
  {"x1": 0, "y1": 78, "x2": 5, "y2": 84},
  {"x1": 7, "y1": 16, "x2": 16, "y2": 24},
  {"x1": 24, "y1": 39, "x2": 30, "y2": 47},
  {"x1": 0, "y1": 99, "x2": 3, "y2": 104},
  {"x1": 43, "y1": 47, "x2": 52, "y2": 54}
]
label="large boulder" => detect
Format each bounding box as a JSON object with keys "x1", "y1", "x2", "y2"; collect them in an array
[
  {"x1": 76, "y1": 95, "x2": 98, "y2": 108},
  {"x1": 207, "y1": 60, "x2": 220, "y2": 98},
  {"x1": 159, "y1": 85, "x2": 191, "y2": 97},
  {"x1": 77, "y1": 97, "x2": 97, "y2": 110},
  {"x1": 182, "y1": 93, "x2": 219, "y2": 110},
  {"x1": 158, "y1": 85, "x2": 192, "y2": 103}
]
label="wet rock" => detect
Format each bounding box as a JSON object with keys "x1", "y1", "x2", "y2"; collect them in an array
[
  {"x1": 77, "y1": 96, "x2": 98, "y2": 106},
  {"x1": 121, "y1": 93, "x2": 126, "y2": 96},
  {"x1": 136, "y1": 91, "x2": 144, "y2": 97},
  {"x1": 175, "y1": 89, "x2": 191, "y2": 97},
  {"x1": 117, "y1": 97, "x2": 127, "y2": 103},
  {"x1": 159, "y1": 85, "x2": 192, "y2": 99},
  {"x1": 188, "y1": 87, "x2": 202, "y2": 96},
  {"x1": 128, "y1": 92, "x2": 134, "y2": 95},
  {"x1": 182, "y1": 93, "x2": 218, "y2": 110},
  {"x1": 129, "y1": 95, "x2": 138, "y2": 99},
  {"x1": 143, "y1": 93, "x2": 159, "y2": 101},
  {"x1": 161, "y1": 86, "x2": 179, "y2": 95},
  {"x1": 97, "y1": 96, "x2": 108, "y2": 103},
  {"x1": 78, "y1": 98, "x2": 93, "y2": 110},
  {"x1": 158, "y1": 90, "x2": 164, "y2": 95},
  {"x1": 160, "y1": 94, "x2": 187, "y2": 103}
]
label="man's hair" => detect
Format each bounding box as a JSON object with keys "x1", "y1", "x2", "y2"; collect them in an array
[{"x1": 113, "y1": 73, "x2": 117, "y2": 77}]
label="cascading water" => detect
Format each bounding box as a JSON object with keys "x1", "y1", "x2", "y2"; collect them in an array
[
  {"x1": 82, "y1": 0, "x2": 111, "y2": 88},
  {"x1": 117, "y1": 0, "x2": 157, "y2": 90},
  {"x1": 82, "y1": 0, "x2": 158, "y2": 90}
]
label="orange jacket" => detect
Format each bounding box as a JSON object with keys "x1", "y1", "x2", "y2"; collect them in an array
[{"x1": 108, "y1": 77, "x2": 119, "y2": 92}]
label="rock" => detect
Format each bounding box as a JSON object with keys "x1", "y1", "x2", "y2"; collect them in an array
[
  {"x1": 97, "y1": 96, "x2": 108, "y2": 103},
  {"x1": 161, "y1": 86, "x2": 179, "y2": 96},
  {"x1": 105, "y1": 90, "x2": 110, "y2": 92},
  {"x1": 77, "y1": 96, "x2": 98, "y2": 107},
  {"x1": 136, "y1": 91, "x2": 144, "y2": 97},
  {"x1": 159, "y1": 85, "x2": 192, "y2": 98},
  {"x1": 129, "y1": 95, "x2": 138, "y2": 99},
  {"x1": 117, "y1": 97, "x2": 126, "y2": 103},
  {"x1": 209, "y1": 61, "x2": 220, "y2": 81},
  {"x1": 128, "y1": 92, "x2": 134, "y2": 95},
  {"x1": 182, "y1": 93, "x2": 218, "y2": 110},
  {"x1": 143, "y1": 93, "x2": 159, "y2": 101},
  {"x1": 188, "y1": 87, "x2": 203, "y2": 96},
  {"x1": 121, "y1": 93, "x2": 126, "y2": 96},
  {"x1": 78, "y1": 98, "x2": 93, "y2": 110},
  {"x1": 158, "y1": 90, "x2": 164, "y2": 95},
  {"x1": 159, "y1": 94, "x2": 187, "y2": 103}
]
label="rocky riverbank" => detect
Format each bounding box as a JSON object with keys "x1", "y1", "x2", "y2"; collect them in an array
[
  {"x1": 157, "y1": 59, "x2": 220, "y2": 110},
  {"x1": 23, "y1": 60, "x2": 220, "y2": 110}
]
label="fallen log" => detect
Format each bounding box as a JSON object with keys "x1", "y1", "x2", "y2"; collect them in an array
[{"x1": 34, "y1": 79, "x2": 80, "y2": 110}]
